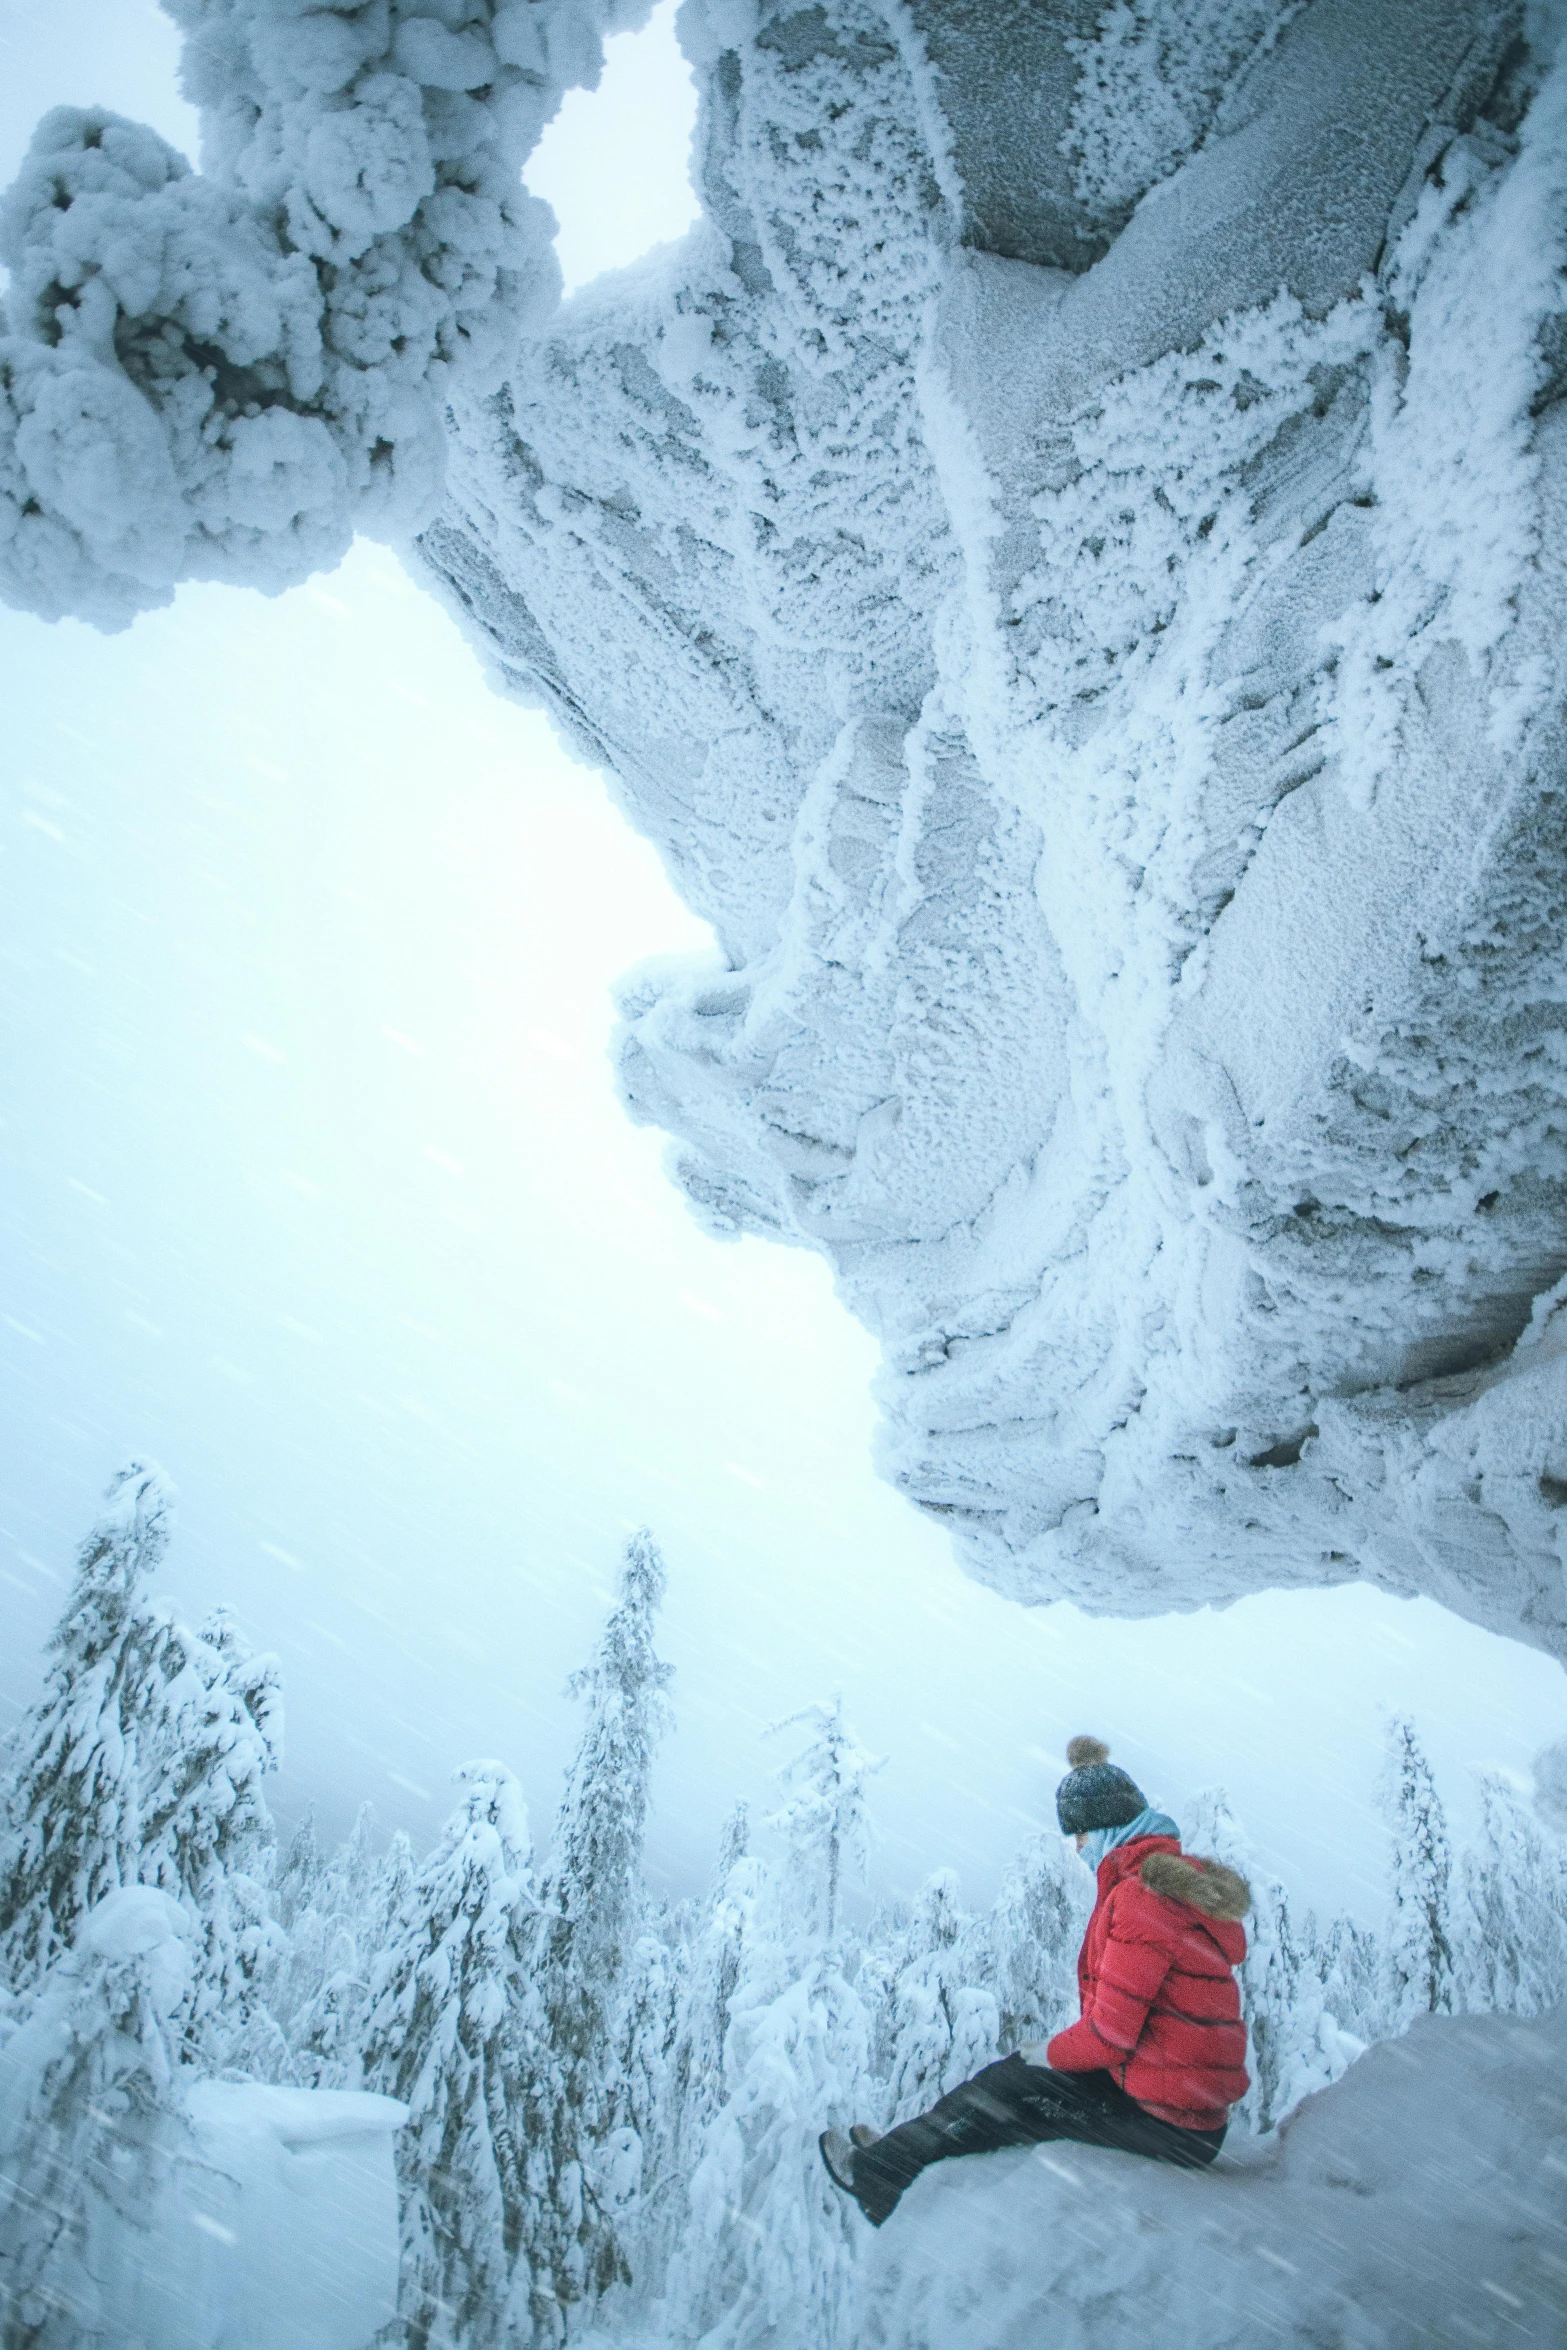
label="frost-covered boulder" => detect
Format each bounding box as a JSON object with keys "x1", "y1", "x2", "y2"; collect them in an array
[
  {"x1": 859, "y1": 2004, "x2": 1567, "y2": 2350},
  {"x1": 180, "y1": 2082, "x2": 407, "y2": 2350},
  {"x1": 0, "y1": 1886, "x2": 404, "y2": 2350}
]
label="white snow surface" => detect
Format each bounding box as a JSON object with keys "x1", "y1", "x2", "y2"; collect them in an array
[
  {"x1": 7, "y1": 0, "x2": 1567, "y2": 1656},
  {"x1": 180, "y1": 2081, "x2": 406, "y2": 2350},
  {"x1": 857, "y1": 2004, "x2": 1567, "y2": 2350},
  {"x1": 0, "y1": 1886, "x2": 406, "y2": 2349}
]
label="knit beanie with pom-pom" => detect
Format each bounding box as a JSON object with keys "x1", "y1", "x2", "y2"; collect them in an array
[{"x1": 1054, "y1": 1736, "x2": 1149, "y2": 1836}]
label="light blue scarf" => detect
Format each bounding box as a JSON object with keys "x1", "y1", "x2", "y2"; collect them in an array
[{"x1": 1080, "y1": 1805, "x2": 1181, "y2": 1872}]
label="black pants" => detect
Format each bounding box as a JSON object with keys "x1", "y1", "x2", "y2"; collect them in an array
[{"x1": 851, "y1": 2054, "x2": 1225, "y2": 2224}]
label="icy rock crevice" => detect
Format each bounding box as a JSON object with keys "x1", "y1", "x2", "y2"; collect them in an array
[
  {"x1": 858, "y1": 2005, "x2": 1567, "y2": 2350},
  {"x1": 6, "y1": 0, "x2": 1567, "y2": 1656}
]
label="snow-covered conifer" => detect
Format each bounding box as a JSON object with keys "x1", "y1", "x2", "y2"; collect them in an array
[
  {"x1": 378, "y1": 1826, "x2": 417, "y2": 1940},
  {"x1": 1378, "y1": 1716, "x2": 1456, "y2": 2030},
  {"x1": 1317, "y1": 1911, "x2": 1381, "y2": 2047},
  {"x1": 669, "y1": 1803, "x2": 754, "y2": 2159},
  {"x1": 1457, "y1": 1770, "x2": 1567, "y2": 2017},
  {"x1": 538, "y1": 1531, "x2": 675, "y2": 2044},
  {"x1": 274, "y1": 1805, "x2": 323, "y2": 1931},
  {"x1": 138, "y1": 1605, "x2": 284, "y2": 2062},
  {"x1": 981, "y1": 1829, "x2": 1087, "y2": 2054},
  {"x1": 677, "y1": 1705, "x2": 877, "y2": 2350},
  {"x1": 0, "y1": 1464, "x2": 175, "y2": 1987},
  {"x1": 269, "y1": 1801, "x2": 405, "y2": 2086},
  {"x1": 881, "y1": 1869, "x2": 997, "y2": 2124},
  {"x1": 767, "y1": 1696, "x2": 881, "y2": 1947},
  {"x1": 532, "y1": 1529, "x2": 674, "y2": 2311},
  {"x1": 0, "y1": 1887, "x2": 196, "y2": 2345},
  {"x1": 362, "y1": 1760, "x2": 550, "y2": 2350},
  {"x1": 606, "y1": 1925, "x2": 684, "y2": 2279},
  {"x1": 1184, "y1": 1788, "x2": 1363, "y2": 2131},
  {"x1": 0, "y1": 1467, "x2": 282, "y2": 2062},
  {"x1": 632, "y1": 1808, "x2": 763, "y2": 2327},
  {"x1": 1533, "y1": 1736, "x2": 1567, "y2": 1832}
]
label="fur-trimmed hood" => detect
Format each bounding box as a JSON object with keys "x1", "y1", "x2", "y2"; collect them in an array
[{"x1": 1139, "y1": 1850, "x2": 1251, "y2": 1921}]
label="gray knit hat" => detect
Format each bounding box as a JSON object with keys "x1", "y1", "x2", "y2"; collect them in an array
[{"x1": 1055, "y1": 1736, "x2": 1148, "y2": 1836}]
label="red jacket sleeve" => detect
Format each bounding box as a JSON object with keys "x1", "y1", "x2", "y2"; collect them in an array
[
  {"x1": 1046, "y1": 1903, "x2": 1175, "y2": 2070},
  {"x1": 1044, "y1": 2015, "x2": 1118, "y2": 2071}
]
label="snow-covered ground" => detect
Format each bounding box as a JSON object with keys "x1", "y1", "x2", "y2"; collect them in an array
[
  {"x1": 861, "y1": 2005, "x2": 1567, "y2": 2350},
  {"x1": 0, "y1": 1887, "x2": 404, "y2": 2349}
]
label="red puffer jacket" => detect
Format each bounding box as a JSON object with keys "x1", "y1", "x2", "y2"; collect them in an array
[{"x1": 1045, "y1": 1835, "x2": 1251, "y2": 2129}]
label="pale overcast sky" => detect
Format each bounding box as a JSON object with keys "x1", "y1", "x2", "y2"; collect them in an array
[{"x1": 1, "y1": 0, "x2": 1562, "y2": 1923}]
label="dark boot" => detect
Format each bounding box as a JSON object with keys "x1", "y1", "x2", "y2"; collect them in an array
[{"x1": 818, "y1": 2129, "x2": 903, "y2": 2227}]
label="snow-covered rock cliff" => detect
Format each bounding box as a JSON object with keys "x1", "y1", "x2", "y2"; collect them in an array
[
  {"x1": 6, "y1": 0, "x2": 1567, "y2": 1655},
  {"x1": 858, "y1": 2003, "x2": 1567, "y2": 2350}
]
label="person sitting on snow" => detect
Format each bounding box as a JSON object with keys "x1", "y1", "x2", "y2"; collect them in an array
[{"x1": 820, "y1": 1735, "x2": 1251, "y2": 2226}]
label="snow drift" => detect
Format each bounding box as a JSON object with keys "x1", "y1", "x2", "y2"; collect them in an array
[
  {"x1": 6, "y1": 0, "x2": 1567, "y2": 1656},
  {"x1": 0, "y1": 1887, "x2": 405, "y2": 2349},
  {"x1": 859, "y1": 2003, "x2": 1567, "y2": 2350}
]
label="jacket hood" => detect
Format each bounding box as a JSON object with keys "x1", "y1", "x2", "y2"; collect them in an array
[{"x1": 1139, "y1": 1850, "x2": 1252, "y2": 1921}]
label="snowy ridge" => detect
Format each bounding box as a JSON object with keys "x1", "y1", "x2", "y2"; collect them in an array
[
  {"x1": 857, "y1": 2004, "x2": 1567, "y2": 2350},
  {"x1": 6, "y1": 3, "x2": 1567, "y2": 1649}
]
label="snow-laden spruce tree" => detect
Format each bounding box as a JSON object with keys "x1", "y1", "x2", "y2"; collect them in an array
[
  {"x1": 0, "y1": 1468, "x2": 284, "y2": 2066},
  {"x1": 363, "y1": 1759, "x2": 553, "y2": 2350},
  {"x1": 0, "y1": 1463, "x2": 176, "y2": 1986},
  {"x1": 1185, "y1": 1788, "x2": 1361, "y2": 2133},
  {"x1": 604, "y1": 1924, "x2": 683, "y2": 2282},
  {"x1": 631, "y1": 1806, "x2": 763, "y2": 2332},
  {"x1": 678, "y1": 1701, "x2": 878, "y2": 2350},
  {"x1": 880, "y1": 1868, "x2": 997, "y2": 2126},
  {"x1": 1316, "y1": 1910, "x2": 1382, "y2": 2050},
  {"x1": 986, "y1": 1814, "x2": 1085, "y2": 2058},
  {"x1": 669, "y1": 1803, "x2": 754, "y2": 2163},
  {"x1": 263, "y1": 1801, "x2": 413, "y2": 2087},
  {"x1": 1534, "y1": 1737, "x2": 1567, "y2": 1832},
  {"x1": 980, "y1": 1827, "x2": 1088, "y2": 2055},
  {"x1": 1378, "y1": 1716, "x2": 1457, "y2": 2033},
  {"x1": 274, "y1": 1805, "x2": 323, "y2": 1929},
  {"x1": 531, "y1": 1527, "x2": 674, "y2": 2315},
  {"x1": 0, "y1": 1887, "x2": 196, "y2": 2347},
  {"x1": 139, "y1": 1603, "x2": 284, "y2": 2065},
  {"x1": 1457, "y1": 1769, "x2": 1567, "y2": 2017}
]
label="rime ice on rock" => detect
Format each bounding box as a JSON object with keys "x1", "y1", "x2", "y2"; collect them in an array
[
  {"x1": 7, "y1": 5, "x2": 1567, "y2": 1653},
  {"x1": 0, "y1": 0, "x2": 649, "y2": 625},
  {"x1": 424, "y1": 0, "x2": 1567, "y2": 1658}
]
